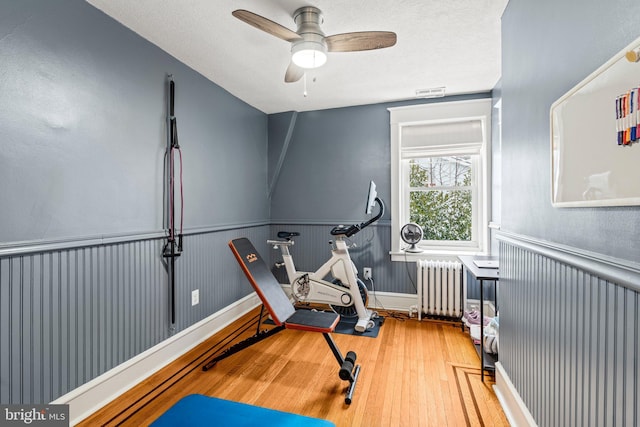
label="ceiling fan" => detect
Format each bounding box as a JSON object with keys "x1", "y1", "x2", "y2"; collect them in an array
[{"x1": 232, "y1": 7, "x2": 397, "y2": 83}]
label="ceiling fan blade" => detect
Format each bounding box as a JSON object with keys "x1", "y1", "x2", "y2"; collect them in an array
[
  {"x1": 285, "y1": 61, "x2": 304, "y2": 83},
  {"x1": 232, "y1": 9, "x2": 302, "y2": 43},
  {"x1": 325, "y1": 31, "x2": 397, "y2": 52}
]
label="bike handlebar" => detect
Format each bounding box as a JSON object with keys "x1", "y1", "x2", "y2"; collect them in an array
[{"x1": 330, "y1": 197, "x2": 385, "y2": 237}]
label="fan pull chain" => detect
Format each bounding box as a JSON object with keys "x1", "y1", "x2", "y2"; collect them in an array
[{"x1": 303, "y1": 73, "x2": 308, "y2": 97}]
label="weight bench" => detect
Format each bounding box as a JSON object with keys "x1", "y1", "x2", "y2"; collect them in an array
[{"x1": 202, "y1": 237, "x2": 361, "y2": 404}]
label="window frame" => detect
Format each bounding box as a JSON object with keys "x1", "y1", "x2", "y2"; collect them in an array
[{"x1": 389, "y1": 99, "x2": 492, "y2": 261}]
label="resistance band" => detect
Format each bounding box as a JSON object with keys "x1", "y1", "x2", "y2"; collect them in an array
[{"x1": 163, "y1": 75, "x2": 185, "y2": 325}]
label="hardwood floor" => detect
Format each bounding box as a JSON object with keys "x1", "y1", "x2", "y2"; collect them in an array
[{"x1": 78, "y1": 309, "x2": 508, "y2": 426}]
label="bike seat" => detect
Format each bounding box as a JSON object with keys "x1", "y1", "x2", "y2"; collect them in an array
[{"x1": 277, "y1": 231, "x2": 300, "y2": 239}]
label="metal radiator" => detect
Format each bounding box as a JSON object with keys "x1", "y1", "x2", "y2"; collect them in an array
[{"x1": 417, "y1": 260, "x2": 463, "y2": 320}]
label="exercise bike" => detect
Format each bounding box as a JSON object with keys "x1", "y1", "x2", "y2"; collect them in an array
[{"x1": 268, "y1": 181, "x2": 384, "y2": 332}]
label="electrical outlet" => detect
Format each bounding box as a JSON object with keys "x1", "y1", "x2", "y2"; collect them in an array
[
  {"x1": 191, "y1": 289, "x2": 199, "y2": 306},
  {"x1": 363, "y1": 267, "x2": 372, "y2": 280}
]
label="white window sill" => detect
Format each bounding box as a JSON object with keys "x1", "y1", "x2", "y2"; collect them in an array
[{"x1": 390, "y1": 249, "x2": 489, "y2": 262}]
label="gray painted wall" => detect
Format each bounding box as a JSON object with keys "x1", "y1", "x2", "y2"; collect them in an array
[
  {"x1": 268, "y1": 106, "x2": 392, "y2": 224},
  {"x1": 500, "y1": 0, "x2": 640, "y2": 425},
  {"x1": 0, "y1": 0, "x2": 268, "y2": 404},
  {"x1": 1, "y1": 0, "x2": 269, "y2": 244},
  {"x1": 268, "y1": 94, "x2": 491, "y2": 224},
  {"x1": 501, "y1": 0, "x2": 640, "y2": 262}
]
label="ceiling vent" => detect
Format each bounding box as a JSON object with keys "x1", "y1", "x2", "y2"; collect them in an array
[{"x1": 415, "y1": 87, "x2": 446, "y2": 98}]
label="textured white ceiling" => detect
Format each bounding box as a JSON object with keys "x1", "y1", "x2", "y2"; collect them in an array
[{"x1": 86, "y1": 0, "x2": 508, "y2": 114}]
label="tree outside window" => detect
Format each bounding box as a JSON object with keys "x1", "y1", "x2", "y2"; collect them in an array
[{"x1": 408, "y1": 156, "x2": 472, "y2": 242}]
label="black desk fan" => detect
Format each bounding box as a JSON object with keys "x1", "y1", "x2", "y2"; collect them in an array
[{"x1": 400, "y1": 223, "x2": 424, "y2": 253}]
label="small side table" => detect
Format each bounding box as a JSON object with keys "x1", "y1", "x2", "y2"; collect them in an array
[{"x1": 458, "y1": 255, "x2": 499, "y2": 382}]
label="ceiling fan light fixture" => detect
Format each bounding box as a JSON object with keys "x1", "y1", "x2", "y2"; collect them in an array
[
  {"x1": 232, "y1": 7, "x2": 397, "y2": 83},
  {"x1": 291, "y1": 41, "x2": 327, "y2": 69}
]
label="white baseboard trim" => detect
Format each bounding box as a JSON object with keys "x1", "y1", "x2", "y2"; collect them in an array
[
  {"x1": 53, "y1": 293, "x2": 261, "y2": 426},
  {"x1": 368, "y1": 290, "x2": 417, "y2": 313},
  {"x1": 493, "y1": 362, "x2": 538, "y2": 427},
  {"x1": 281, "y1": 284, "x2": 418, "y2": 315}
]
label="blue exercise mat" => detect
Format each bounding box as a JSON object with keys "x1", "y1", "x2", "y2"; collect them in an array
[
  {"x1": 333, "y1": 315, "x2": 382, "y2": 338},
  {"x1": 150, "y1": 394, "x2": 336, "y2": 427}
]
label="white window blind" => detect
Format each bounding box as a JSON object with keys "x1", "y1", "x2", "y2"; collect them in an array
[{"x1": 401, "y1": 119, "x2": 484, "y2": 158}]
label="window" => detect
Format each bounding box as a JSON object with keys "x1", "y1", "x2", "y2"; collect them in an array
[
  {"x1": 408, "y1": 155, "x2": 474, "y2": 242},
  {"x1": 389, "y1": 99, "x2": 491, "y2": 259}
]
